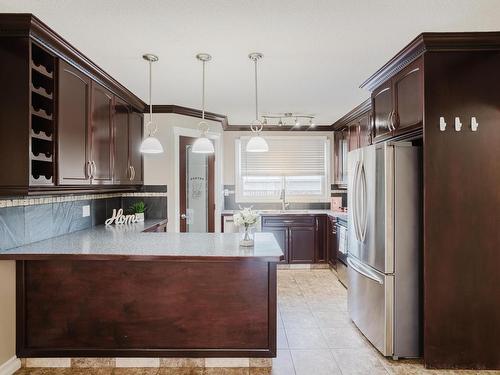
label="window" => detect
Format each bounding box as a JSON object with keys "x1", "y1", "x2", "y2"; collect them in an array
[{"x1": 235, "y1": 136, "x2": 330, "y2": 202}]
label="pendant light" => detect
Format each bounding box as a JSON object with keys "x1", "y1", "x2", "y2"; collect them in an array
[
  {"x1": 246, "y1": 52, "x2": 268, "y2": 153},
  {"x1": 140, "y1": 54, "x2": 164, "y2": 154},
  {"x1": 192, "y1": 53, "x2": 215, "y2": 154}
]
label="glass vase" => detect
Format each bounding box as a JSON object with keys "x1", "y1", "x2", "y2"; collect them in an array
[{"x1": 239, "y1": 225, "x2": 255, "y2": 247}]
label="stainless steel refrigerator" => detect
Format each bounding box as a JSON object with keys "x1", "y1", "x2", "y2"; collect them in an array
[{"x1": 347, "y1": 142, "x2": 421, "y2": 358}]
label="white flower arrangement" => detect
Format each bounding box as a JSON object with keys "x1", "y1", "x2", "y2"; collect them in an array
[{"x1": 233, "y1": 207, "x2": 259, "y2": 228}]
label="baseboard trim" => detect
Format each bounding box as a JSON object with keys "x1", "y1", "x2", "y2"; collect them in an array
[{"x1": 0, "y1": 356, "x2": 21, "y2": 375}]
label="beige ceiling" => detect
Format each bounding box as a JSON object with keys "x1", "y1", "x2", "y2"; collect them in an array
[{"x1": 1, "y1": 0, "x2": 500, "y2": 125}]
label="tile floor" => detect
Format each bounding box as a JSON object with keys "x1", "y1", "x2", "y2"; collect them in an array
[{"x1": 15, "y1": 269, "x2": 500, "y2": 375}]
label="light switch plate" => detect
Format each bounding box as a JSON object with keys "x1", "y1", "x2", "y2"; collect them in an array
[{"x1": 82, "y1": 205, "x2": 90, "y2": 217}]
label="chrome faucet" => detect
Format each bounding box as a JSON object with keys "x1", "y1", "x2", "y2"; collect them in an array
[{"x1": 280, "y1": 189, "x2": 290, "y2": 211}]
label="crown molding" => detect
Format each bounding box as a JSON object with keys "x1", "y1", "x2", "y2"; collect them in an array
[
  {"x1": 331, "y1": 99, "x2": 371, "y2": 131},
  {"x1": 0, "y1": 13, "x2": 146, "y2": 111},
  {"x1": 361, "y1": 32, "x2": 500, "y2": 91}
]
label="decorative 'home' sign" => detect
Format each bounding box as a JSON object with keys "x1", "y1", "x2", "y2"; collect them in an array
[{"x1": 105, "y1": 209, "x2": 140, "y2": 226}]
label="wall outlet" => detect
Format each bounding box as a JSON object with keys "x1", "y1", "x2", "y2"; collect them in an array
[{"x1": 82, "y1": 205, "x2": 90, "y2": 217}]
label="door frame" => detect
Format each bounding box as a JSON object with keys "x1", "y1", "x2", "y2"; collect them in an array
[
  {"x1": 173, "y1": 126, "x2": 222, "y2": 233},
  {"x1": 179, "y1": 135, "x2": 215, "y2": 232}
]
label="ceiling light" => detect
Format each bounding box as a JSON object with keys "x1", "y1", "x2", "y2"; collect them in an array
[
  {"x1": 278, "y1": 118, "x2": 283, "y2": 127},
  {"x1": 309, "y1": 118, "x2": 315, "y2": 127},
  {"x1": 246, "y1": 52, "x2": 268, "y2": 153},
  {"x1": 295, "y1": 118, "x2": 300, "y2": 127},
  {"x1": 140, "y1": 54, "x2": 164, "y2": 154},
  {"x1": 192, "y1": 53, "x2": 215, "y2": 154}
]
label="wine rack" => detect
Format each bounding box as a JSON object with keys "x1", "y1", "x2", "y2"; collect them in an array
[{"x1": 30, "y1": 42, "x2": 55, "y2": 185}]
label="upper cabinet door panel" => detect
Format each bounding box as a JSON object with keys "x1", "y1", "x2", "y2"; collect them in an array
[
  {"x1": 394, "y1": 60, "x2": 423, "y2": 132},
  {"x1": 358, "y1": 113, "x2": 372, "y2": 148},
  {"x1": 90, "y1": 82, "x2": 113, "y2": 184},
  {"x1": 348, "y1": 123, "x2": 360, "y2": 152},
  {"x1": 128, "y1": 111, "x2": 143, "y2": 184},
  {"x1": 113, "y1": 96, "x2": 130, "y2": 184},
  {"x1": 58, "y1": 61, "x2": 91, "y2": 185},
  {"x1": 372, "y1": 83, "x2": 393, "y2": 140}
]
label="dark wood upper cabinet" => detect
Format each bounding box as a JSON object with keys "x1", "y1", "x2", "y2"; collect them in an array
[
  {"x1": 358, "y1": 113, "x2": 372, "y2": 148},
  {"x1": 128, "y1": 111, "x2": 144, "y2": 185},
  {"x1": 393, "y1": 60, "x2": 423, "y2": 132},
  {"x1": 347, "y1": 122, "x2": 360, "y2": 151},
  {"x1": 0, "y1": 15, "x2": 145, "y2": 195},
  {"x1": 371, "y1": 58, "x2": 423, "y2": 142},
  {"x1": 113, "y1": 96, "x2": 131, "y2": 184},
  {"x1": 372, "y1": 83, "x2": 393, "y2": 141},
  {"x1": 333, "y1": 128, "x2": 348, "y2": 186},
  {"x1": 58, "y1": 60, "x2": 91, "y2": 185},
  {"x1": 90, "y1": 82, "x2": 113, "y2": 184}
]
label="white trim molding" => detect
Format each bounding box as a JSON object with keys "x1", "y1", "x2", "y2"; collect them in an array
[
  {"x1": 0, "y1": 356, "x2": 21, "y2": 375},
  {"x1": 173, "y1": 126, "x2": 222, "y2": 233}
]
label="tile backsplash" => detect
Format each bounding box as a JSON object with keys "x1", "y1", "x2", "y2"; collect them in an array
[{"x1": 0, "y1": 186, "x2": 167, "y2": 251}]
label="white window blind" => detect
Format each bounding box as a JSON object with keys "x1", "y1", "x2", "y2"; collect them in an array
[{"x1": 235, "y1": 136, "x2": 330, "y2": 202}]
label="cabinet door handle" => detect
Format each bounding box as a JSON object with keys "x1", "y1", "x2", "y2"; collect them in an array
[
  {"x1": 131, "y1": 166, "x2": 135, "y2": 181},
  {"x1": 387, "y1": 111, "x2": 394, "y2": 131},
  {"x1": 129, "y1": 165, "x2": 133, "y2": 181},
  {"x1": 91, "y1": 161, "x2": 96, "y2": 178},
  {"x1": 86, "y1": 161, "x2": 92, "y2": 179}
]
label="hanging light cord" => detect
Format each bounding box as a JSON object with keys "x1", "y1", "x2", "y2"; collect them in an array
[
  {"x1": 202, "y1": 59, "x2": 206, "y2": 120},
  {"x1": 147, "y1": 59, "x2": 158, "y2": 136},
  {"x1": 254, "y1": 58, "x2": 258, "y2": 121}
]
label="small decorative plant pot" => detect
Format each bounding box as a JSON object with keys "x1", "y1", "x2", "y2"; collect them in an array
[
  {"x1": 240, "y1": 226, "x2": 255, "y2": 247},
  {"x1": 135, "y1": 212, "x2": 145, "y2": 222}
]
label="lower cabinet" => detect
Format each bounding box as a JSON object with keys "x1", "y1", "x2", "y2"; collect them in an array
[
  {"x1": 266, "y1": 226, "x2": 289, "y2": 263},
  {"x1": 289, "y1": 226, "x2": 315, "y2": 263},
  {"x1": 261, "y1": 215, "x2": 327, "y2": 264}
]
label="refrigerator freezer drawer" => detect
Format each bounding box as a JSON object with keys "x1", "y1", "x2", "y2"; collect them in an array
[{"x1": 347, "y1": 256, "x2": 394, "y2": 356}]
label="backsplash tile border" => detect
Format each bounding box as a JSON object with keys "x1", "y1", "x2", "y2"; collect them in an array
[{"x1": 0, "y1": 192, "x2": 167, "y2": 208}]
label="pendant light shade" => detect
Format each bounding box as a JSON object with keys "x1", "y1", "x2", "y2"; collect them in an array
[
  {"x1": 140, "y1": 54, "x2": 164, "y2": 154},
  {"x1": 192, "y1": 135, "x2": 215, "y2": 153},
  {"x1": 246, "y1": 52, "x2": 268, "y2": 153},
  {"x1": 192, "y1": 53, "x2": 215, "y2": 154},
  {"x1": 140, "y1": 135, "x2": 164, "y2": 154},
  {"x1": 246, "y1": 134, "x2": 269, "y2": 152}
]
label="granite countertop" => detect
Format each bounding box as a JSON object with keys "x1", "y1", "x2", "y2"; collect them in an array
[
  {"x1": 0, "y1": 219, "x2": 283, "y2": 261},
  {"x1": 221, "y1": 209, "x2": 348, "y2": 220}
]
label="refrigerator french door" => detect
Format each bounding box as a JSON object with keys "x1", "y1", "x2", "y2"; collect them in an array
[{"x1": 347, "y1": 142, "x2": 421, "y2": 358}]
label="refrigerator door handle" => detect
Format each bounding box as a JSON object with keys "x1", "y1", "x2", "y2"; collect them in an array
[
  {"x1": 352, "y1": 160, "x2": 361, "y2": 242},
  {"x1": 347, "y1": 256, "x2": 384, "y2": 285},
  {"x1": 359, "y1": 162, "x2": 368, "y2": 242}
]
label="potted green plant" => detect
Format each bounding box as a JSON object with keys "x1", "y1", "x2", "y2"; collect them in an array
[{"x1": 130, "y1": 201, "x2": 146, "y2": 222}]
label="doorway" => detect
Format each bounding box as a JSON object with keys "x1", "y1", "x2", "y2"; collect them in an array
[{"x1": 179, "y1": 136, "x2": 215, "y2": 232}]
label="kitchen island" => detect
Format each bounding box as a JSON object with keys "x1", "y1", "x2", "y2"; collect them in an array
[{"x1": 0, "y1": 221, "x2": 283, "y2": 358}]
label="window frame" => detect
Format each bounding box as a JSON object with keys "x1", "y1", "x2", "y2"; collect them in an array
[{"x1": 235, "y1": 136, "x2": 331, "y2": 203}]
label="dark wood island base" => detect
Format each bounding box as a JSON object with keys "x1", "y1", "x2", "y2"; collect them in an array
[{"x1": 16, "y1": 259, "x2": 277, "y2": 358}]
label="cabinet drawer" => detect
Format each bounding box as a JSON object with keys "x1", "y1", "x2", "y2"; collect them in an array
[{"x1": 262, "y1": 215, "x2": 316, "y2": 227}]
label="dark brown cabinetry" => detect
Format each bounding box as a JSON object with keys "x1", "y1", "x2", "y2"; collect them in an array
[
  {"x1": 333, "y1": 128, "x2": 348, "y2": 187},
  {"x1": 372, "y1": 59, "x2": 423, "y2": 142},
  {"x1": 128, "y1": 111, "x2": 144, "y2": 185},
  {"x1": 261, "y1": 215, "x2": 327, "y2": 264},
  {"x1": 113, "y1": 98, "x2": 143, "y2": 185},
  {"x1": 332, "y1": 100, "x2": 372, "y2": 185},
  {"x1": 90, "y1": 82, "x2": 114, "y2": 184},
  {"x1": 0, "y1": 14, "x2": 145, "y2": 195},
  {"x1": 58, "y1": 61, "x2": 91, "y2": 185},
  {"x1": 327, "y1": 216, "x2": 337, "y2": 267}
]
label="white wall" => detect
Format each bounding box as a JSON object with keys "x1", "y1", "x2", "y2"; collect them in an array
[
  {"x1": 143, "y1": 114, "x2": 222, "y2": 232},
  {"x1": 0, "y1": 261, "x2": 16, "y2": 369},
  {"x1": 222, "y1": 130, "x2": 335, "y2": 185}
]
